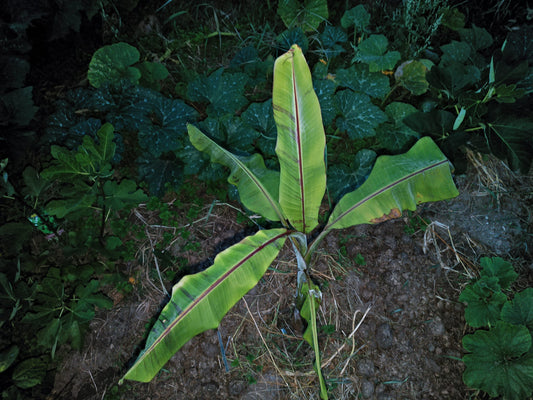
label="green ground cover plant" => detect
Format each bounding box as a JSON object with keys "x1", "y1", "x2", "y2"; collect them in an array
[
  {"x1": 120, "y1": 45, "x2": 458, "y2": 399},
  {"x1": 1, "y1": 1, "x2": 531, "y2": 398},
  {"x1": 0, "y1": 124, "x2": 147, "y2": 396},
  {"x1": 460, "y1": 257, "x2": 533, "y2": 400}
]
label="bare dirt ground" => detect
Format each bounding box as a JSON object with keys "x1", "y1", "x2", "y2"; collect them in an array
[{"x1": 51, "y1": 159, "x2": 532, "y2": 400}]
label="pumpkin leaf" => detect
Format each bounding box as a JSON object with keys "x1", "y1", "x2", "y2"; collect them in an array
[
  {"x1": 335, "y1": 90, "x2": 387, "y2": 139},
  {"x1": 336, "y1": 64, "x2": 390, "y2": 99},
  {"x1": 353, "y1": 34, "x2": 401, "y2": 72},
  {"x1": 88, "y1": 42, "x2": 141, "y2": 88},
  {"x1": 463, "y1": 322, "x2": 533, "y2": 400}
]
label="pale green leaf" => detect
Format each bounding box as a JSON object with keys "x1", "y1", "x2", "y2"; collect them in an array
[
  {"x1": 273, "y1": 45, "x2": 326, "y2": 233},
  {"x1": 325, "y1": 137, "x2": 458, "y2": 231},
  {"x1": 121, "y1": 228, "x2": 289, "y2": 382},
  {"x1": 188, "y1": 124, "x2": 283, "y2": 222}
]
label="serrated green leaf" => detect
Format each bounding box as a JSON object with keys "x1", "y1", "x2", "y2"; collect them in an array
[
  {"x1": 138, "y1": 157, "x2": 183, "y2": 197},
  {"x1": 12, "y1": 357, "x2": 48, "y2": 389},
  {"x1": 336, "y1": 64, "x2": 390, "y2": 99},
  {"x1": 403, "y1": 109, "x2": 455, "y2": 137},
  {"x1": 493, "y1": 83, "x2": 526, "y2": 103},
  {"x1": 241, "y1": 100, "x2": 278, "y2": 158},
  {"x1": 44, "y1": 186, "x2": 97, "y2": 218},
  {"x1": 459, "y1": 276, "x2": 507, "y2": 328},
  {"x1": 37, "y1": 318, "x2": 61, "y2": 349},
  {"x1": 395, "y1": 60, "x2": 429, "y2": 95},
  {"x1": 137, "y1": 61, "x2": 169, "y2": 91},
  {"x1": 134, "y1": 96, "x2": 197, "y2": 157},
  {"x1": 276, "y1": 27, "x2": 309, "y2": 54},
  {"x1": 320, "y1": 25, "x2": 347, "y2": 59},
  {"x1": 83, "y1": 122, "x2": 116, "y2": 164},
  {"x1": 0, "y1": 56, "x2": 30, "y2": 91},
  {"x1": 21, "y1": 166, "x2": 48, "y2": 199},
  {"x1": 335, "y1": 90, "x2": 387, "y2": 139},
  {"x1": 103, "y1": 179, "x2": 148, "y2": 210},
  {"x1": 463, "y1": 322, "x2": 533, "y2": 400},
  {"x1": 327, "y1": 149, "x2": 376, "y2": 201},
  {"x1": 480, "y1": 257, "x2": 518, "y2": 290},
  {"x1": 88, "y1": 42, "x2": 141, "y2": 88},
  {"x1": 441, "y1": 7, "x2": 465, "y2": 30},
  {"x1": 440, "y1": 41, "x2": 471, "y2": 66},
  {"x1": 502, "y1": 288, "x2": 533, "y2": 332},
  {"x1": 314, "y1": 79, "x2": 338, "y2": 126},
  {"x1": 458, "y1": 25, "x2": 493, "y2": 52},
  {"x1": 376, "y1": 102, "x2": 419, "y2": 152},
  {"x1": 341, "y1": 4, "x2": 370, "y2": 31},
  {"x1": 353, "y1": 34, "x2": 401, "y2": 72},
  {"x1": 277, "y1": 0, "x2": 328, "y2": 31},
  {"x1": 426, "y1": 62, "x2": 481, "y2": 98},
  {"x1": 187, "y1": 68, "x2": 248, "y2": 116}
]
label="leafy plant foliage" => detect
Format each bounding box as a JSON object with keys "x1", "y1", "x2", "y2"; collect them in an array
[
  {"x1": 121, "y1": 45, "x2": 458, "y2": 400},
  {"x1": 460, "y1": 257, "x2": 533, "y2": 400}
]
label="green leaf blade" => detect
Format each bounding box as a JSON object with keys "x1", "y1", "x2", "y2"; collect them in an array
[
  {"x1": 188, "y1": 124, "x2": 284, "y2": 222},
  {"x1": 121, "y1": 228, "x2": 289, "y2": 383},
  {"x1": 325, "y1": 137, "x2": 458, "y2": 231},
  {"x1": 273, "y1": 45, "x2": 326, "y2": 233}
]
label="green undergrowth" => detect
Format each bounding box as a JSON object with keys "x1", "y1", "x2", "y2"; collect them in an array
[
  {"x1": 0, "y1": 0, "x2": 532, "y2": 398},
  {"x1": 460, "y1": 257, "x2": 533, "y2": 400}
]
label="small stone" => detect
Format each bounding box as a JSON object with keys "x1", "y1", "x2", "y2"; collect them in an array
[
  {"x1": 429, "y1": 316, "x2": 445, "y2": 336},
  {"x1": 228, "y1": 380, "x2": 245, "y2": 396},
  {"x1": 357, "y1": 359, "x2": 375, "y2": 377},
  {"x1": 361, "y1": 380, "x2": 375, "y2": 398},
  {"x1": 376, "y1": 323, "x2": 394, "y2": 349}
]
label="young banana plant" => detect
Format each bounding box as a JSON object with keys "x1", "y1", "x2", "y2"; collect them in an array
[{"x1": 120, "y1": 45, "x2": 459, "y2": 399}]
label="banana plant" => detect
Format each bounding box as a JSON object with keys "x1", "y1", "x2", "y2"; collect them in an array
[{"x1": 121, "y1": 45, "x2": 459, "y2": 398}]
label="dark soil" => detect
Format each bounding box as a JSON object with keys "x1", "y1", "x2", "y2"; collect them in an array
[{"x1": 50, "y1": 163, "x2": 533, "y2": 400}]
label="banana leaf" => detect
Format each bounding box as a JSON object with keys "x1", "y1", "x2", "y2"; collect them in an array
[
  {"x1": 273, "y1": 44, "x2": 326, "y2": 233},
  {"x1": 187, "y1": 124, "x2": 285, "y2": 222},
  {"x1": 121, "y1": 228, "x2": 289, "y2": 383},
  {"x1": 324, "y1": 137, "x2": 458, "y2": 232}
]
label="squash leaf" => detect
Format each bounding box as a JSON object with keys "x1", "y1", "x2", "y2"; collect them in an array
[
  {"x1": 335, "y1": 90, "x2": 387, "y2": 139},
  {"x1": 353, "y1": 34, "x2": 401, "y2": 72},
  {"x1": 463, "y1": 322, "x2": 533, "y2": 400},
  {"x1": 88, "y1": 42, "x2": 141, "y2": 88}
]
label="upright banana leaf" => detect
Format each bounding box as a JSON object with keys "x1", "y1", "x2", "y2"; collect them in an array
[
  {"x1": 273, "y1": 44, "x2": 326, "y2": 233},
  {"x1": 324, "y1": 137, "x2": 458, "y2": 232},
  {"x1": 121, "y1": 228, "x2": 289, "y2": 383},
  {"x1": 188, "y1": 124, "x2": 285, "y2": 223}
]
